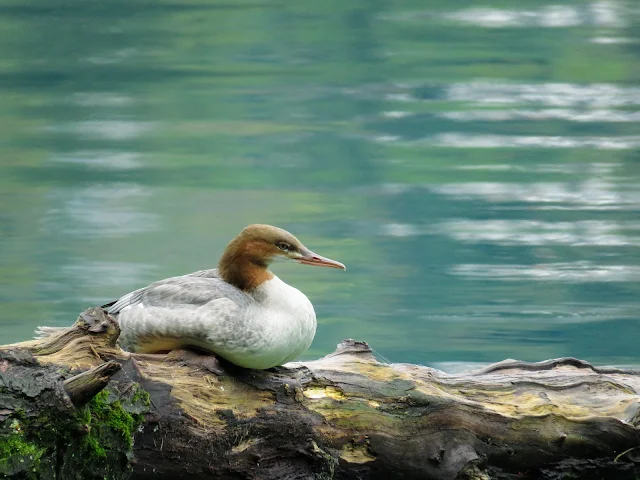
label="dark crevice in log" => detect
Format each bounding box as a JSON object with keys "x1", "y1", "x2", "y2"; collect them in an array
[
  {"x1": 432, "y1": 378, "x2": 636, "y2": 393},
  {"x1": 478, "y1": 356, "x2": 640, "y2": 376}
]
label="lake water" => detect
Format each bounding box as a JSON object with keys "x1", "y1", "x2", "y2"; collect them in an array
[{"x1": 1, "y1": 0, "x2": 639, "y2": 369}]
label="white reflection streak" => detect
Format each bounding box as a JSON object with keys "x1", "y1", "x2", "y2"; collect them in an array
[
  {"x1": 44, "y1": 184, "x2": 160, "y2": 238},
  {"x1": 382, "y1": 111, "x2": 413, "y2": 118},
  {"x1": 440, "y1": 109, "x2": 640, "y2": 123},
  {"x1": 446, "y1": 6, "x2": 580, "y2": 28},
  {"x1": 50, "y1": 150, "x2": 143, "y2": 170},
  {"x1": 71, "y1": 92, "x2": 134, "y2": 107},
  {"x1": 455, "y1": 163, "x2": 620, "y2": 174},
  {"x1": 441, "y1": 220, "x2": 640, "y2": 246},
  {"x1": 60, "y1": 261, "x2": 156, "y2": 288},
  {"x1": 444, "y1": 1, "x2": 624, "y2": 28},
  {"x1": 47, "y1": 121, "x2": 154, "y2": 140},
  {"x1": 591, "y1": 37, "x2": 636, "y2": 44},
  {"x1": 432, "y1": 180, "x2": 640, "y2": 206},
  {"x1": 446, "y1": 82, "x2": 640, "y2": 108},
  {"x1": 433, "y1": 133, "x2": 640, "y2": 150},
  {"x1": 380, "y1": 223, "x2": 420, "y2": 237},
  {"x1": 452, "y1": 263, "x2": 640, "y2": 282},
  {"x1": 84, "y1": 48, "x2": 139, "y2": 65}
]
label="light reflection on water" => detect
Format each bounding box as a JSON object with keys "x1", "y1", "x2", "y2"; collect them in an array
[
  {"x1": 432, "y1": 133, "x2": 640, "y2": 149},
  {"x1": 432, "y1": 181, "x2": 640, "y2": 206},
  {"x1": 445, "y1": 82, "x2": 640, "y2": 107},
  {"x1": 43, "y1": 185, "x2": 160, "y2": 238},
  {"x1": 45, "y1": 121, "x2": 154, "y2": 140},
  {"x1": 59, "y1": 261, "x2": 156, "y2": 289},
  {"x1": 441, "y1": 110, "x2": 640, "y2": 123},
  {"x1": 50, "y1": 151, "x2": 143, "y2": 170},
  {"x1": 69, "y1": 92, "x2": 134, "y2": 107},
  {"x1": 452, "y1": 263, "x2": 640, "y2": 282},
  {"x1": 400, "y1": 1, "x2": 627, "y2": 29},
  {"x1": 0, "y1": 0, "x2": 639, "y2": 367},
  {"x1": 440, "y1": 220, "x2": 640, "y2": 246}
]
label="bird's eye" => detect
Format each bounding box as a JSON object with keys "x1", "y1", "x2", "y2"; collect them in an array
[{"x1": 277, "y1": 242, "x2": 290, "y2": 251}]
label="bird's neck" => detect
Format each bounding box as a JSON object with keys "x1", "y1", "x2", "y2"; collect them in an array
[{"x1": 218, "y1": 238, "x2": 274, "y2": 291}]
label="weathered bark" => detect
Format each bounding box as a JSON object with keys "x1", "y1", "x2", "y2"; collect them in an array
[
  {"x1": 63, "y1": 361, "x2": 121, "y2": 407},
  {"x1": 1, "y1": 308, "x2": 639, "y2": 479}
]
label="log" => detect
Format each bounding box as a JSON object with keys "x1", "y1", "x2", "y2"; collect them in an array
[
  {"x1": 1, "y1": 308, "x2": 639, "y2": 479},
  {"x1": 63, "y1": 361, "x2": 122, "y2": 407}
]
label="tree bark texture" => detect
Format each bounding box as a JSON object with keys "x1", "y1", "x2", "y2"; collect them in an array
[{"x1": 0, "y1": 308, "x2": 639, "y2": 479}]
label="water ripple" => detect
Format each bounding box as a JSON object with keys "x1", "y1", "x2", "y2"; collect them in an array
[
  {"x1": 440, "y1": 109, "x2": 640, "y2": 123},
  {"x1": 452, "y1": 262, "x2": 640, "y2": 282},
  {"x1": 49, "y1": 150, "x2": 143, "y2": 170},
  {"x1": 444, "y1": 2, "x2": 625, "y2": 28},
  {"x1": 441, "y1": 220, "x2": 640, "y2": 246},
  {"x1": 432, "y1": 133, "x2": 640, "y2": 150},
  {"x1": 446, "y1": 82, "x2": 640, "y2": 108},
  {"x1": 46, "y1": 121, "x2": 154, "y2": 140},
  {"x1": 71, "y1": 92, "x2": 134, "y2": 107},
  {"x1": 59, "y1": 261, "x2": 156, "y2": 288},
  {"x1": 432, "y1": 180, "x2": 640, "y2": 206},
  {"x1": 42, "y1": 184, "x2": 160, "y2": 238}
]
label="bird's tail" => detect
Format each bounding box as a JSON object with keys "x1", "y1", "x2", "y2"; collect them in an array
[
  {"x1": 101, "y1": 300, "x2": 117, "y2": 309},
  {"x1": 34, "y1": 326, "x2": 68, "y2": 339}
]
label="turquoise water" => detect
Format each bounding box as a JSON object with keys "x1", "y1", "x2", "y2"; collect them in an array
[{"x1": 1, "y1": 0, "x2": 639, "y2": 368}]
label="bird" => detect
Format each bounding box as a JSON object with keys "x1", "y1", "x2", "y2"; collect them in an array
[{"x1": 103, "y1": 224, "x2": 346, "y2": 369}]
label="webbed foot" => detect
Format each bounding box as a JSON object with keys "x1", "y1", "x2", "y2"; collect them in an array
[{"x1": 165, "y1": 348, "x2": 225, "y2": 376}]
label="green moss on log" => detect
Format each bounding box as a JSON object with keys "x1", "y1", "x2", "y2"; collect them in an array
[
  {"x1": 0, "y1": 422, "x2": 46, "y2": 478},
  {"x1": 84, "y1": 389, "x2": 144, "y2": 452},
  {"x1": 131, "y1": 387, "x2": 151, "y2": 408},
  {"x1": 0, "y1": 383, "x2": 149, "y2": 479}
]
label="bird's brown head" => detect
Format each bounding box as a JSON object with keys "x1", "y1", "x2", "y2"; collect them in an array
[{"x1": 218, "y1": 224, "x2": 345, "y2": 290}]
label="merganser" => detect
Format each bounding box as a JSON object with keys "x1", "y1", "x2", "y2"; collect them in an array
[{"x1": 104, "y1": 224, "x2": 346, "y2": 369}]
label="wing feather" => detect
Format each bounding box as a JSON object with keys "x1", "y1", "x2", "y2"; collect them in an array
[{"x1": 106, "y1": 269, "x2": 248, "y2": 315}]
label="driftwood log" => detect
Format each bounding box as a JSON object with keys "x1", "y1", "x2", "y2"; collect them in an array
[{"x1": 0, "y1": 308, "x2": 639, "y2": 479}]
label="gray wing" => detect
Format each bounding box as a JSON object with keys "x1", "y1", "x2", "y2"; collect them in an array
[
  {"x1": 106, "y1": 269, "x2": 248, "y2": 315},
  {"x1": 184, "y1": 268, "x2": 221, "y2": 278}
]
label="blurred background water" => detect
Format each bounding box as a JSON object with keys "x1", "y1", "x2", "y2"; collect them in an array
[{"x1": 1, "y1": 0, "x2": 639, "y2": 370}]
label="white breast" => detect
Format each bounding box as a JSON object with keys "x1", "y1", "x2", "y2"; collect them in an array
[{"x1": 229, "y1": 276, "x2": 317, "y2": 368}]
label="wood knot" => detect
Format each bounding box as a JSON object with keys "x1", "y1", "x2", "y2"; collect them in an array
[
  {"x1": 322, "y1": 339, "x2": 377, "y2": 363},
  {"x1": 337, "y1": 339, "x2": 371, "y2": 353},
  {"x1": 554, "y1": 433, "x2": 567, "y2": 445},
  {"x1": 428, "y1": 448, "x2": 445, "y2": 465}
]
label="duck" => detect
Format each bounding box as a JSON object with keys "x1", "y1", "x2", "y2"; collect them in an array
[{"x1": 104, "y1": 224, "x2": 346, "y2": 369}]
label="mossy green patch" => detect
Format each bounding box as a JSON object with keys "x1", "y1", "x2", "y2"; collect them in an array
[
  {"x1": 130, "y1": 385, "x2": 152, "y2": 409},
  {"x1": 0, "y1": 382, "x2": 150, "y2": 479},
  {"x1": 0, "y1": 430, "x2": 45, "y2": 478},
  {"x1": 85, "y1": 389, "x2": 143, "y2": 451},
  {"x1": 82, "y1": 435, "x2": 106, "y2": 459}
]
